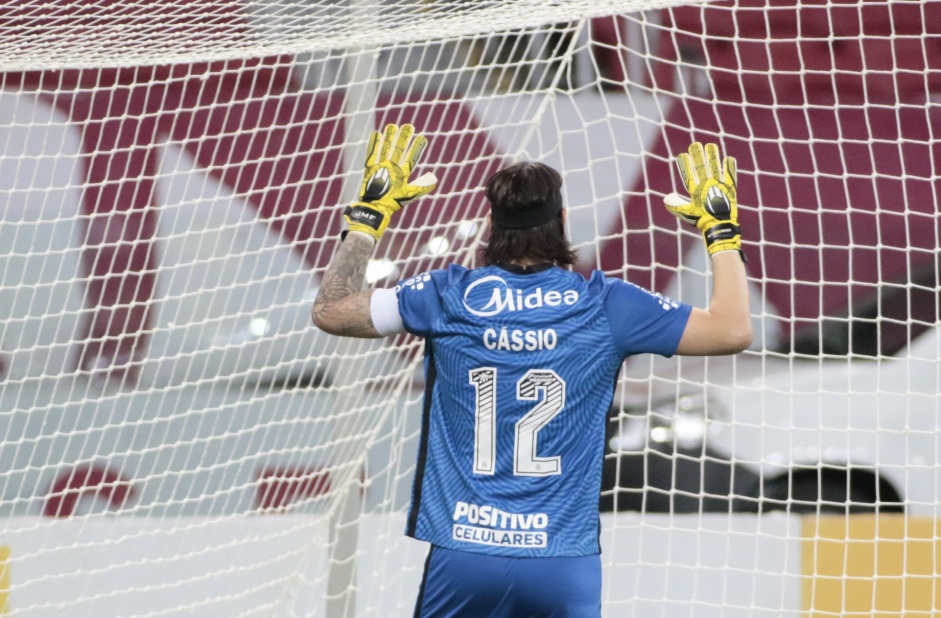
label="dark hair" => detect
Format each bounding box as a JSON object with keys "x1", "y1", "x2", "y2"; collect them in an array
[{"x1": 481, "y1": 162, "x2": 578, "y2": 267}]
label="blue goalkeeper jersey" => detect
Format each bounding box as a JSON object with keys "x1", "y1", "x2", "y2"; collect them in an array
[{"x1": 396, "y1": 263, "x2": 691, "y2": 558}]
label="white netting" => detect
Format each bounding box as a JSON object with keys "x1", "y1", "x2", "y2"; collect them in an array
[
  {"x1": 1, "y1": 0, "x2": 701, "y2": 68},
  {"x1": 0, "y1": 0, "x2": 940, "y2": 615}
]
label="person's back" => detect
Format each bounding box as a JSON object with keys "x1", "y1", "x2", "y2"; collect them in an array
[
  {"x1": 312, "y1": 124, "x2": 752, "y2": 617},
  {"x1": 398, "y1": 261, "x2": 690, "y2": 558}
]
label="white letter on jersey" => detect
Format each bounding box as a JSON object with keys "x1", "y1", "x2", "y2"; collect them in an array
[{"x1": 482, "y1": 328, "x2": 557, "y2": 352}]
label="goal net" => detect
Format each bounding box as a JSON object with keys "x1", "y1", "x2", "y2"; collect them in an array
[{"x1": 1, "y1": 0, "x2": 939, "y2": 615}]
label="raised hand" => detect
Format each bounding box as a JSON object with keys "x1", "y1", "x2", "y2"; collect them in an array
[
  {"x1": 664, "y1": 142, "x2": 743, "y2": 259},
  {"x1": 344, "y1": 123, "x2": 438, "y2": 242}
]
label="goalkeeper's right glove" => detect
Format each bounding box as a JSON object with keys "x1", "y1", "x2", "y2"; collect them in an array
[
  {"x1": 343, "y1": 123, "x2": 438, "y2": 243},
  {"x1": 664, "y1": 142, "x2": 745, "y2": 261}
]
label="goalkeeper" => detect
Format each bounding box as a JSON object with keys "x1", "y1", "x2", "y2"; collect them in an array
[{"x1": 313, "y1": 124, "x2": 751, "y2": 617}]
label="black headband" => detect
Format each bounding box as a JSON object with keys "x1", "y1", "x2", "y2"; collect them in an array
[{"x1": 489, "y1": 192, "x2": 563, "y2": 230}]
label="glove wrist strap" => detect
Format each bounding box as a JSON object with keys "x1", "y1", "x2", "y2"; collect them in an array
[
  {"x1": 702, "y1": 222, "x2": 740, "y2": 244},
  {"x1": 344, "y1": 202, "x2": 387, "y2": 232},
  {"x1": 703, "y1": 222, "x2": 747, "y2": 263}
]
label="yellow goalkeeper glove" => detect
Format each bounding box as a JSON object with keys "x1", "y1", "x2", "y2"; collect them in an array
[
  {"x1": 343, "y1": 123, "x2": 438, "y2": 242},
  {"x1": 664, "y1": 142, "x2": 744, "y2": 261}
]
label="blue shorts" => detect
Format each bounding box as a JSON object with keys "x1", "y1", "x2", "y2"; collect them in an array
[{"x1": 413, "y1": 545, "x2": 602, "y2": 618}]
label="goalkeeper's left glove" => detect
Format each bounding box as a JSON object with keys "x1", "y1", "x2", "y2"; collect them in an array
[
  {"x1": 664, "y1": 142, "x2": 745, "y2": 261},
  {"x1": 343, "y1": 123, "x2": 438, "y2": 242}
]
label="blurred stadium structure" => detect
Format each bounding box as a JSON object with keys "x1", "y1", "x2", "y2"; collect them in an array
[{"x1": 1, "y1": 0, "x2": 940, "y2": 615}]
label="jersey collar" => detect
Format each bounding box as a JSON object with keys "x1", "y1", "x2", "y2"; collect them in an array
[{"x1": 494, "y1": 262, "x2": 556, "y2": 275}]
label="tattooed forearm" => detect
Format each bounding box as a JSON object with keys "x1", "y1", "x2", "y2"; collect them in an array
[{"x1": 311, "y1": 233, "x2": 381, "y2": 337}]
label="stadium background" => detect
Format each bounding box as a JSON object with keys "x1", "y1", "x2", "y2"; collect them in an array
[{"x1": 1, "y1": 0, "x2": 940, "y2": 615}]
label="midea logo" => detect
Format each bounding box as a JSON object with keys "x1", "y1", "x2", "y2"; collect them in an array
[{"x1": 462, "y1": 275, "x2": 579, "y2": 317}]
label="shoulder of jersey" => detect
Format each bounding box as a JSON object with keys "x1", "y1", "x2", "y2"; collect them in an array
[
  {"x1": 395, "y1": 268, "x2": 455, "y2": 296},
  {"x1": 584, "y1": 269, "x2": 610, "y2": 296},
  {"x1": 597, "y1": 273, "x2": 685, "y2": 312}
]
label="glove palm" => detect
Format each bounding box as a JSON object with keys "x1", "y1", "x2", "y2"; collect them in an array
[
  {"x1": 344, "y1": 123, "x2": 437, "y2": 241},
  {"x1": 664, "y1": 142, "x2": 743, "y2": 259}
]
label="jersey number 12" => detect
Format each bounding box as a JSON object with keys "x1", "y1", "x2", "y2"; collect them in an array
[{"x1": 468, "y1": 367, "x2": 566, "y2": 477}]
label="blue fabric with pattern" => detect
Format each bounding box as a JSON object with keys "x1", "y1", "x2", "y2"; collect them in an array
[{"x1": 397, "y1": 263, "x2": 691, "y2": 558}]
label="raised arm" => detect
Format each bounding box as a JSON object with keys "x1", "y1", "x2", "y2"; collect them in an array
[
  {"x1": 311, "y1": 123, "x2": 437, "y2": 338},
  {"x1": 664, "y1": 142, "x2": 753, "y2": 355},
  {"x1": 311, "y1": 232, "x2": 380, "y2": 337}
]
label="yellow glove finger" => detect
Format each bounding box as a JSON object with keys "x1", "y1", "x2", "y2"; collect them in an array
[
  {"x1": 410, "y1": 171, "x2": 437, "y2": 192},
  {"x1": 397, "y1": 172, "x2": 438, "y2": 205},
  {"x1": 676, "y1": 152, "x2": 695, "y2": 195},
  {"x1": 378, "y1": 123, "x2": 397, "y2": 164},
  {"x1": 724, "y1": 155, "x2": 737, "y2": 188},
  {"x1": 705, "y1": 143, "x2": 722, "y2": 181},
  {"x1": 403, "y1": 133, "x2": 429, "y2": 177},
  {"x1": 363, "y1": 130, "x2": 381, "y2": 167},
  {"x1": 663, "y1": 192, "x2": 701, "y2": 226},
  {"x1": 391, "y1": 123, "x2": 414, "y2": 168},
  {"x1": 689, "y1": 142, "x2": 708, "y2": 185}
]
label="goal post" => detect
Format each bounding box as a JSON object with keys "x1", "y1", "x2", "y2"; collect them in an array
[{"x1": 1, "y1": 0, "x2": 940, "y2": 616}]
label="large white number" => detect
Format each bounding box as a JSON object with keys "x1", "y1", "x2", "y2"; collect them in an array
[
  {"x1": 468, "y1": 367, "x2": 566, "y2": 477},
  {"x1": 515, "y1": 370, "x2": 565, "y2": 476},
  {"x1": 469, "y1": 367, "x2": 497, "y2": 474}
]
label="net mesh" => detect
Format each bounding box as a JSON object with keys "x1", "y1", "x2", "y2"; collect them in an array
[{"x1": 1, "y1": 0, "x2": 940, "y2": 615}]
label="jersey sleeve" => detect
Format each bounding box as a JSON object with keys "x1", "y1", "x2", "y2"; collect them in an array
[
  {"x1": 601, "y1": 277, "x2": 692, "y2": 358},
  {"x1": 394, "y1": 270, "x2": 448, "y2": 337},
  {"x1": 370, "y1": 287, "x2": 405, "y2": 336}
]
